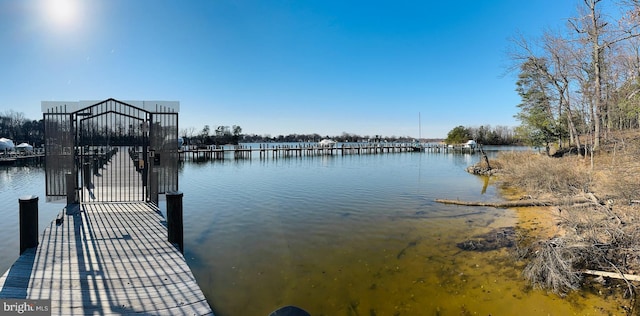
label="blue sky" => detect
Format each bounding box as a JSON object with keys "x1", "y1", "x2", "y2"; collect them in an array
[{"x1": 1, "y1": 0, "x2": 581, "y2": 138}]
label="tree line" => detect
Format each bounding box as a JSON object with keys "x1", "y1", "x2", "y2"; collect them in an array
[
  {"x1": 445, "y1": 125, "x2": 519, "y2": 145},
  {"x1": 2, "y1": 109, "x2": 520, "y2": 148},
  {"x1": 509, "y1": 0, "x2": 640, "y2": 155},
  {"x1": 1, "y1": 111, "x2": 425, "y2": 148},
  {"x1": 180, "y1": 126, "x2": 421, "y2": 145},
  {"x1": 0, "y1": 110, "x2": 44, "y2": 146},
  {"x1": 180, "y1": 125, "x2": 244, "y2": 146}
]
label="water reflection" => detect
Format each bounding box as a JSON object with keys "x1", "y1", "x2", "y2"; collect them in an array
[
  {"x1": 177, "y1": 151, "x2": 621, "y2": 315},
  {"x1": 0, "y1": 150, "x2": 624, "y2": 315}
]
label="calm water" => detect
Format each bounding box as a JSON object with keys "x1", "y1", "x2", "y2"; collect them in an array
[{"x1": 0, "y1": 147, "x2": 625, "y2": 315}]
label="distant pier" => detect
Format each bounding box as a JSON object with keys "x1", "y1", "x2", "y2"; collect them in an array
[
  {"x1": 178, "y1": 143, "x2": 477, "y2": 161},
  {"x1": 0, "y1": 151, "x2": 45, "y2": 166},
  {"x1": 0, "y1": 144, "x2": 479, "y2": 165}
]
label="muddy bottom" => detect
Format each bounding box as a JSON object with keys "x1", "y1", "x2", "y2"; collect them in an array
[
  {"x1": 456, "y1": 227, "x2": 516, "y2": 251},
  {"x1": 190, "y1": 205, "x2": 629, "y2": 316}
]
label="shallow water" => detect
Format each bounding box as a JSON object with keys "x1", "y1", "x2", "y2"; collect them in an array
[
  {"x1": 0, "y1": 165, "x2": 66, "y2": 272},
  {"x1": 0, "y1": 149, "x2": 627, "y2": 315},
  {"x1": 175, "y1": 150, "x2": 625, "y2": 315}
]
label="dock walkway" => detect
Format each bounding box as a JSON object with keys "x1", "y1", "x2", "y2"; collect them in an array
[
  {"x1": 179, "y1": 143, "x2": 434, "y2": 161},
  {"x1": 0, "y1": 202, "x2": 213, "y2": 315}
]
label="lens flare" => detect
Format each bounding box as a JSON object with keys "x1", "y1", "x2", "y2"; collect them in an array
[{"x1": 43, "y1": 0, "x2": 80, "y2": 30}]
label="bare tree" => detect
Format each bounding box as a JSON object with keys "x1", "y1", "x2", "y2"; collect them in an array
[
  {"x1": 569, "y1": 0, "x2": 640, "y2": 150},
  {"x1": 542, "y1": 30, "x2": 583, "y2": 149},
  {"x1": 2, "y1": 110, "x2": 26, "y2": 139}
]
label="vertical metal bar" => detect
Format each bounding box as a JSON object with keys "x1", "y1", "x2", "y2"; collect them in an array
[
  {"x1": 130, "y1": 108, "x2": 134, "y2": 201},
  {"x1": 121, "y1": 112, "x2": 124, "y2": 202},
  {"x1": 71, "y1": 113, "x2": 76, "y2": 203},
  {"x1": 124, "y1": 108, "x2": 127, "y2": 202},
  {"x1": 125, "y1": 104, "x2": 129, "y2": 202},
  {"x1": 79, "y1": 118, "x2": 84, "y2": 202},
  {"x1": 98, "y1": 103, "x2": 102, "y2": 202},
  {"x1": 97, "y1": 103, "x2": 101, "y2": 201},
  {"x1": 143, "y1": 112, "x2": 149, "y2": 201},
  {"x1": 102, "y1": 103, "x2": 106, "y2": 201},
  {"x1": 95, "y1": 104, "x2": 99, "y2": 201}
]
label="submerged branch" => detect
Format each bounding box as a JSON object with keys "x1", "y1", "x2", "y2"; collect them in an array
[
  {"x1": 583, "y1": 269, "x2": 640, "y2": 282},
  {"x1": 434, "y1": 197, "x2": 592, "y2": 208}
]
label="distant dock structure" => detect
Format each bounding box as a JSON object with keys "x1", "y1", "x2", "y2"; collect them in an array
[
  {"x1": 0, "y1": 151, "x2": 45, "y2": 166},
  {"x1": 178, "y1": 142, "x2": 478, "y2": 161}
]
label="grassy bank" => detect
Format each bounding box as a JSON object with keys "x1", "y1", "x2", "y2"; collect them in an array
[{"x1": 491, "y1": 131, "x2": 640, "y2": 314}]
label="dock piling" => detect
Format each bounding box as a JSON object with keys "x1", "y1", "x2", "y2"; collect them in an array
[
  {"x1": 66, "y1": 172, "x2": 77, "y2": 204},
  {"x1": 19, "y1": 195, "x2": 39, "y2": 255},
  {"x1": 166, "y1": 191, "x2": 184, "y2": 253},
  {"x1": 149, "y1": 171, "x2": 159, "y2": 206},
  {"x1": 83, "y1": 162, "x2": 91, "y2": 189}
]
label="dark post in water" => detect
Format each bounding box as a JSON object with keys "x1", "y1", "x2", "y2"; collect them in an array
[
  {"x1": 19, "y1": 195, "x2": 39, "y2": 255},
  {"x1": 66, "y1": 172, "x2": 77, "y2": 204},
  {"x1": 149, "y1": 171, "x2": 159, "y2": 206},
  {"x1": 167, "y1": 191, "x2": 184, "y2": 254},
  {"x1": 83, "y1": 162, "x2": 91, "y2": 189}
]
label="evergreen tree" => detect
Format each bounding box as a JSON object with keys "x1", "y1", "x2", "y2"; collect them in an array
[
  {"x1": 445, "y1": 126, "x2": 471, "y2": 144},
  {"x1": 515, "y1": 57, "x2": 562, "y2": 155}
]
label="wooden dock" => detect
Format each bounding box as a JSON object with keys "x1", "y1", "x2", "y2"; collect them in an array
[
  {"x1": 179, "y1": 143, "x2": 477, "y2": 161},
  {"x1": 0, "y1": 202, "x2": 213, "y2": 315},
  {"x1": 0, "y1": 152, "x2": 45, "y2": 166}
]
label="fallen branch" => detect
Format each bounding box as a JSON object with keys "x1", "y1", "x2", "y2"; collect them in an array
[
  {"x1": 434, "y1": 197, "x2": 592, "y2": 208},
  {"x1": 583, "y1": 269, "x2": 640, "y2": 282}
]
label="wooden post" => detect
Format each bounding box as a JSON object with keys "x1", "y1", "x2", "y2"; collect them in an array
[
  {"x1": 66, "y1": 172, "x2": 77, "y2": 204},
  {"x1": 166, "y1": 191, "x2": 184, "y2": 254},
  {"x1": 19, "y1": 195, "x2": 38, "y2": 255},
  {"x1": 149, "y1": 171, "x2": 159, "y2": 206},
  {"x1": 93, "y1": 157, "x2": 99, "y2": 175},
  {"x1": 83, "y1": 162, "x2": 91, "y2": 189}
]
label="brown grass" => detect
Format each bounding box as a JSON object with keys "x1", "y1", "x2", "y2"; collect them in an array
[
  {"x1": 492, "y1": 130, "x2": 640, "y2": 305},
  {"x1": 495, "y1": 152, "x2": 591, "y2": 197},
  {"x1": 592, "y1": 138, "x2": 640, "y2": 202}
]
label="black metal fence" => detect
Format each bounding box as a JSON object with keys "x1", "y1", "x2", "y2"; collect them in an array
[{"x1": 43, "y1": 98, "x2": 179, "y2": 203}]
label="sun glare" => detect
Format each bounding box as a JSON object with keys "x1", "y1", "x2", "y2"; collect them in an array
[{"x1": 43, "y1": 0, "x2": 80, "y2": 30}]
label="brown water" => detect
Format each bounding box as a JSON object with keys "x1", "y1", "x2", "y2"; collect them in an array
[
  {"x1": 189, "y1": 204, "x2": 624, "y2": 315},
  {"x1": 175, "y1": 150, "x2": 627, "y2": 315}
]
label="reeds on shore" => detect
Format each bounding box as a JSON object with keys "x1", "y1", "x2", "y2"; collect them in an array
[{"x1": 491, "y1": 135, "x2": 640, "y2": 310}]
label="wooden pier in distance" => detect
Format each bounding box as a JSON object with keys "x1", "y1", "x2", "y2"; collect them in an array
[
  {"x1": 0, "y1": 151, "x2": 45, "y2": 166},
  {"x1": 179, "y1": 143, "x2": 477, "y2": 161}
]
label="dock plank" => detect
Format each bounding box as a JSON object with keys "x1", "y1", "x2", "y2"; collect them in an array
[{"x1": 0, "y1": 202, "x2": 214, "y2": 315}]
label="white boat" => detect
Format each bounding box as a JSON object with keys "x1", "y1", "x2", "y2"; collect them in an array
[
  {"x1": 15, "y1": 142, "x2": 34, "y2": 152},
  {"x1": 0, "y1": 138, "x2": 15, "y2": 151},
  {"x1": 318, "y1": 139, "x2": 336, "y2": 148},
  {"x1": 463, "y1": 140, "x2": 477, "y2": 149}
]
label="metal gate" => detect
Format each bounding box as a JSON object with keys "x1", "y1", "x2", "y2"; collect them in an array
[{"x1": 44, "y1": 99, "x2": 179, "y2": 203}]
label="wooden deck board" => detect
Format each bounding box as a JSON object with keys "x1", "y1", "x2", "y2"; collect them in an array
[{"x1": 0, "y1": 202, "x2": 214, "y2": 315}]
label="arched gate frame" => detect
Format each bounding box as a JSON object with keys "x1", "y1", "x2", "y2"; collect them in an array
[{"x1": 43, "y1": 98, "x2": 179, "y2": 203}]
